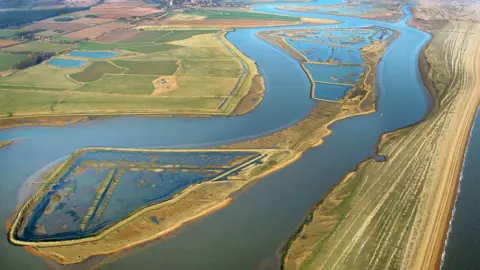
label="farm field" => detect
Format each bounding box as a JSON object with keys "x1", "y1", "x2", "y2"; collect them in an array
[
  {"x1": 180, "y1": 59, "x2": 241, "y2": 78},
  {"x1": 0, "y1": 90, "x2": 68, "y2": 114},
  {"x1": 0, "y1": 53, "x2": 28, "y2": 71},
  {"x1": 75, "y1": 74, "x2": 157, "y2": 95},
  {"x1": 0, "y1": 64, "x2": 82, "y2": 89},
  {"x1": 70, "y1": 61, "x2": 126, "y2": 82},
  {"x1": 113, "y1": 60, "x2": 178, "y2": 75},
  {"x1": 64, "y1": 22, "x2": 130, "y2": 40},
  {"x1": 3, "y1": 41, "x2": 74, "y2": 53},
  {"x1": 0, "y1": 39, "x2": 23, "y2": 48},
  {"x1": 183, "y1": 9, "x2": 300, "y2": 21},
  {"x1": 0, "y1": 29, "x2": 262, "y2": 119}
]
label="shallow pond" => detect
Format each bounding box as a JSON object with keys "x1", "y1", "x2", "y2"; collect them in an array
[
  {"x1": 70, "y1": 51, "x2": 121, "y2": 59},
  {"x1": 314, "y1": 83, "x2": 352, "y2": 100},
  {"x1": 47, "y1": 58, "x2": 87, "y2": 68},
  {"x1": 14, "y1": 150, "x2": 262, "y2": 241},
  {"x1": 306, "y1": 63, "x2": 366, "y2": 84}
]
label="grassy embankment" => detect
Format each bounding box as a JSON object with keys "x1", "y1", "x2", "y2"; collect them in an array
[{"x1": 281, "y1": 4, "x2": 480, "y2": 270}]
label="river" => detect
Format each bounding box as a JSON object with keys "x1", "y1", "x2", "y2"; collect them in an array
[{"x1": 0, "y1": 0, "x2": 432, "y2": 269}]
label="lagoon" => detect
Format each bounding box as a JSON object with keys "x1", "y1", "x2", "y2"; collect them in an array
[{"x1": 47, "y1": 58, "x2": 87, "y2": 68}]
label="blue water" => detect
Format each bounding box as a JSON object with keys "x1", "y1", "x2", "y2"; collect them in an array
[
  {"x1": 0, "y1": 0, "x2": 433, "y2": 269},
  {"x1": 314, "y1": 83, "x2": 352, "y2": 100},
  {"x1": 70, "y1": 51, "x2": 121, "y2": 59},
  {"x1": 47, "y1": 58, "x2": 87, "y2": 68},
  {"x1": 15, "y1": 150, "x2": 261, "y2": 241},
  {"x1": 442, "y1": 110, "x2": 480, "y2": 270},
  {"x1": 306, "y1": 63, "x2": 366, "y2": 84}
]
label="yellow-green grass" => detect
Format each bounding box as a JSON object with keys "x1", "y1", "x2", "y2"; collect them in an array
[
  {"x1": 75, "y1": 74, "x2": 156, "y2": 95},
  {"x1": 115, "y1": 30, "x2": 169, "y2": 43},
  {"x1": 134, "y1": 46, "x2": 231, "y2": 60},
  {"x1": 170, "y1": 76, "x2": 238, "y2": 97},
  {"x1": 0, "y1": 90, "x2": 68, "y2": 114},
  {"x1": 76, "y1": 42, "x2": 121, "y2": 51},
  {"x1": 184, "y1": 9, "x2": 300, "y2": 21},
  {"x1": 55, "y1": 93, "x2": 223, "y2": 111},
  {"x1": 0, "y1": 53, "x2": 28, "y2": 71},
  {"x1": 154, "y1": 30, "x2": 218, "y2": 43},
  {"x1": 0, "y1": 29, "x2": 21, "y2": 38},
  {"x1": 36, "y1": 30, "x2": 59, "y2": 37},
  {"x1": 0, "y1": 64, "x2": 82, "y2": 89},
  {"x1": 180, "y1": 59, "x2": 241, "y2": 78},
  {"x1": 75, "y1": 42, "x2": 182, "y2": 54},
  {"x1": 3, "y1": 41, "x2": 74, "y2": 53},
  {"x1": 112, "y1": 60, "x2": 177, "y2": 75},
  {"x1": 119, "y1": 44, "x2": 182, "y2": 54},
  {"x1": 0, "y1": 84, "x2": 63, "y2": 91},
  {"x1": 70, "y1": 61, "x2": 126, "y2": 83}
]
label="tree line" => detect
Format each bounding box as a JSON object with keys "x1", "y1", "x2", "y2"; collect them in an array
[{"x1": 0, "y1": 7, "x2": 89, "y2": 28}]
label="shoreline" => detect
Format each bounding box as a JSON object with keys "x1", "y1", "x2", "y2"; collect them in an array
[
  {"x1": 414, "y1": 87, "x2": 480, "y2": 270},
  {"x1": 279, "y1": 14, "x2": 480, "y2": 269}
]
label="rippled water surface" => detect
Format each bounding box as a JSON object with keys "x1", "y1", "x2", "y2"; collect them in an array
[{"x1": 442, "y1": 110, "x2": 480, "y2": 270}]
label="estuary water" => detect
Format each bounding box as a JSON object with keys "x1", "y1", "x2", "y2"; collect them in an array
[
  {"x1": 0, "y1": 0, "x2": 432, "y2": 269},
  {"x1": 442, "y1": 110, "x2": 480, "y2": 270}
]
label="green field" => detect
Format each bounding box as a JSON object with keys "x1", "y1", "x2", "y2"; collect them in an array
[
  {"x1": 76, "y1": 42, "x2": 182, "y2": 54},
  {"x1": 184, "y1": 9, "x2": 300, "y2": 21},
  {"x1": 2, "y1": 29, "x2": 254, "y2": 117},
  {"x1": 55, "y1": 94, "x2": 223, "y2": 112},
  {"x1": 120, "y1": 44, "x2": 182, "y2": 54},
  {"x1": 116, "y1": 30, "x2": 169, "y2": 43},
  {"x1": 0, "y1": 90, "x2": 68, "y2": 114},
  {"x1": 0, "y1": 64, "x2": 82, "y2": 89},
  {"x1": 76, "y1": 42, "x2": 118, "y2": 51},
  {"x1": 37, "y1": 30, "x2": 60, "y2": 37},
  {"x1": 4, "y1": 41, "x2": 74, "y2": 53},
  {"x1": 180, "y1": 59, "x2": 241, "y2": 78},
  {"x1": 0, "y1": 29, "x2": 21, "y2": 38},
  {"x1": 154, "y1": 30, "x2": 218, "y2": 43},
  {"x1": 0, "y1": 53, "x2": 28, "y2": 71},
  {"x1": 136, "y1": 46, "x2": 232, "y2": 60},
  {"x1": 70, "y1": 61, "x2": 126, "y2": 83},
  {"x1": 75, "y1": 74, "x2": 157, "y2": 95},
  {"x1": 0, "y1": 84, "x2": 64, "y2": 91},
  {"x1": 173, "y1": 76, "x2": 238, "y2": 96},
  {"x1": 113, "y1": 60, "x2": 178, "y2": 75}
]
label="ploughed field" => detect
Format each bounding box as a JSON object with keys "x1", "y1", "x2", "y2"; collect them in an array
[
  {"x1": 0, "y1": 29, "x2": 259, "y2": 118},
  {"x1": 260, "y1": 27, "x2": 394, "y2": 101},
  {"x1": 12, "y1": 149, "x2": 264, "y2": 242}
]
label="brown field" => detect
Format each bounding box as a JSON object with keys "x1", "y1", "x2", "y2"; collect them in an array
[
  {"x1": 89, "y1": 5, "x2": 161, "y2": 19},
  {"x1": 142, "y1": 19, "x2": 298, "y2": 28},
  {"x1": 96, "y1": 29, "x2": 138, "y2": 43},
  {"x1": 23, "y1": 22, "x2": 90, "y2": 32},
  {"x1": 0, "y1": 39, "x2": 23, "y2": 48},
  {"x1": 64, "y1": 22, "x2": 131, "y2": 39},
  {"x1": 74, "y1": 17, "x2": 115, "y2": 25}
]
